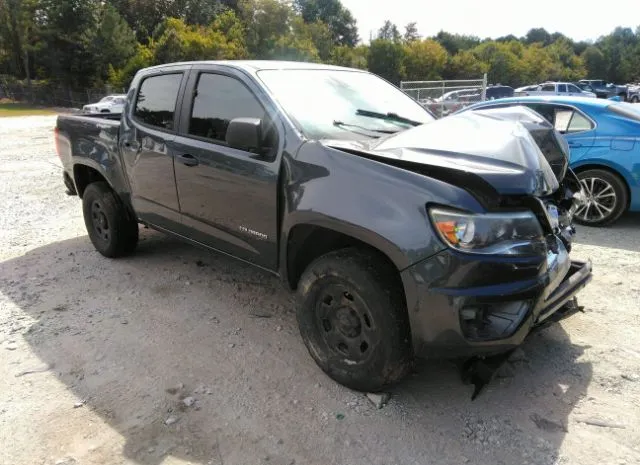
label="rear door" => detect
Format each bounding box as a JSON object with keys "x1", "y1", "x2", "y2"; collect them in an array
[
  {"x1": 567, "y1": 83, "x2": 584, "y2": 97},
  {"x1": 120, "y1": 71, "x2": 188, "y2": 230},
  {"x1": 172, "y1": 66, "x2": 282, "y2": 271}
]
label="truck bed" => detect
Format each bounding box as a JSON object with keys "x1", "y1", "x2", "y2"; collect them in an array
[{"x1": 55, "y1": 113, "x2": 122, "y2": 194}]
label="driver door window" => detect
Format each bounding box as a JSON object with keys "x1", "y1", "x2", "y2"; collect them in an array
[{"x1": 188, "y1": 73, "x2": 277, "y2": 160}]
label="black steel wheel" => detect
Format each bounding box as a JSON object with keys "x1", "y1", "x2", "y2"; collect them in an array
[
  {"x1": 82, "y1": 182, "x2": 139, "y2": 257},
  {"x1": 574, "y1": 169, "x2": 628, "y2": 226},
  {"x1": 297, "y1": 248, "x2": 413, "y2": 392}
]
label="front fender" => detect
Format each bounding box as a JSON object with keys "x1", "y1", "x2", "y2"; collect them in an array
[{"x1": 280, "y1": 142, "x2": 485, "y2": 274}]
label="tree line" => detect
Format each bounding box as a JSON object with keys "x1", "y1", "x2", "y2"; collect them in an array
[{"x1": 1, "y1": 0, "x2": 639, "y2": 91}]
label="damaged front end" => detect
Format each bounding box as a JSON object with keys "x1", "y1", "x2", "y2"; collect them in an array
[{"x1": 326, "y1": 106, "x2": 592, "y2": 398}]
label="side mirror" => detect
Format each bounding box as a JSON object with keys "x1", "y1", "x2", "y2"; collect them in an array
[{"x1": 226, "y1": 117, "x2": 262, "y2": 152}]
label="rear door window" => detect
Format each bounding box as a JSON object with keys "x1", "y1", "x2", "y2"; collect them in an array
[
  {"x1": 524, "y1": 104, "x2": 594, "y2": 133},
  {"x1": 134, "y1": 73, "x2": 183, "y2": 130},
  {"x1": 558, "y1": 84, "x2": 568, "y2": 93}
]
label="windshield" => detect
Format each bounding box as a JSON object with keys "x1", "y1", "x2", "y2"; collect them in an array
[{"x1": 257, "y1": 69, "x2": 435, "y2": 140}]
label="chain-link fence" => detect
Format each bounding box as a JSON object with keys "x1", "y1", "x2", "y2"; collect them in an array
[
  {"x1": 0, "y1": 79, "x2": 125, "y2": 109},
  {"x1": 401, "y1": 75, "x2": 488, "y2": 118}
]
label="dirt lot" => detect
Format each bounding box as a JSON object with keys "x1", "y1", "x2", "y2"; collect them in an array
[{"x1": 1, "y1": 115, "x2": 639, "y2": 465}]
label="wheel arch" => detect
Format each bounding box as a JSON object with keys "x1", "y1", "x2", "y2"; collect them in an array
[
  {"x1": 282, "y1": 221, "x2": 407, "y2": 295},
  {"x1": 73, "y1": 162, "x2": 111, "y2": 198}
]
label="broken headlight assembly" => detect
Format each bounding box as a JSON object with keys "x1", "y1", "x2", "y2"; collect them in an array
[{"x1": 429, "y1": 207, "x2": 546, "y2": 256}]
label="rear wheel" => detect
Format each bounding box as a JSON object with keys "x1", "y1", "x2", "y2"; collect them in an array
[
  {"x1": 296, "y1": 248, "x2": 413, "y2": 392},
  {"x1": 82, "y1": 182, "x2": 139, "y2": 257},
  {"x1": 574, "y1": 169, "x2": 628, "y2": 226}
]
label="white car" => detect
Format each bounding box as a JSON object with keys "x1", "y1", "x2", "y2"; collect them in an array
[
  {"x1": 82, "y1": 95, "x2": 127, "y2": 114},
  {"x1": 515, "y1": 82, "x2": 596, "y2": 98}
]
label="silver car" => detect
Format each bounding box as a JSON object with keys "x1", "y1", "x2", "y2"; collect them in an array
[{"x1": 516, "y1": 82, "x2": 596, "y2": 98}]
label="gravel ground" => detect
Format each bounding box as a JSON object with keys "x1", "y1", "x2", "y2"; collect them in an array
[{"x1": 1, "y1": 115, "x2": 639, "y2": 465}]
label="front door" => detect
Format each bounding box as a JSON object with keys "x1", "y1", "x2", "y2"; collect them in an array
[
  {"x1": 120, "y1": 72, "x2": 186, "y2": 229},
  {"x1": 172, "y1": 69, "x2": 281, "y2": 271}
]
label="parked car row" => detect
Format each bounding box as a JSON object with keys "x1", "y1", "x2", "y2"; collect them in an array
[
  {"x1": 421, "y1": 85, "x2": 515, "y2": 117},
  {"x1": 516, "y1": 79, "x2": 638, "y2": 102},
  {"x1": 515, "y1": 81, "x2": 596, "y2": 98}
]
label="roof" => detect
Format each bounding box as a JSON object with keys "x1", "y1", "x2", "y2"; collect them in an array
[
  {"x1": 473, "y1": 95, "x2": 615, "y2": 108},
  {"x1": 143, "y1": 60, "x2": 359, "y2": 73}
]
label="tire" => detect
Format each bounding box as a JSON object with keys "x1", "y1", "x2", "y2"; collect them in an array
[
  {"x1": 82, "y1": 182, "x2": 139, "y2": 257},
  {"x1": 574, "y1": 169, "x2": 628, "y2": 226},
  {"x1": 631, "y1": 95, "x2": 640, "y2": 103},
  {"x1": 296, "y1": 247, "x2": 413, "y2": 392}
]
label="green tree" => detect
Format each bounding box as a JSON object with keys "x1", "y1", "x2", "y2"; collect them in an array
[
  {"x1": 36, "y1": 0, "x2": 102, "y2": 86},
  {"x1": 403, "y1": 39, "x2": 447, "y2": 81},
  {"x1": 368, "y1": 38, "x2": 404, "y2": 84},
  {"x1": 377, "y1": 20, "x2": 400, "y2": 42},
  {"x1": 0, "y1": 0, "x2": 38, "y2": 80},
  {"x1": 329, "y1": 44, "x2": 367, "y2": 68},
  {"x1": 525, "y1": 27, "x2": 551, "y2": 45},
  {"x1": 471, "y1": 41, "x2": 521, "y2": 85},
  {"x1": 444, "y1": 50, "x2": 486, "y2": 80},
  {"x1": 403, "y1": 22, "x2": 419, "y2": 42},
  {"x1": 90, "y1": 4, "x2": 137, "y2": 84},
  {"x1": 294, "y1": 0, "x2": 358, "y2": 46},
  {"x1": 239, "y1": 0, "x2": 323, "y2": 60},
  {"x1": 433, "y1": 31, "x2": 480, "y2": 55},
  {"x1": 581, "y1": 45, "x2": 607, "y2": 79}
]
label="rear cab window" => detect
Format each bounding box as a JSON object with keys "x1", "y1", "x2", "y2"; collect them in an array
[{"x1": 134, "y1": 73, "x2": 183, "y2": 130}]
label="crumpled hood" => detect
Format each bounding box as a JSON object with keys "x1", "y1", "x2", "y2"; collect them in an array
[{"x1": 325, "y1": 109, "x2": 563, "y2": 197}]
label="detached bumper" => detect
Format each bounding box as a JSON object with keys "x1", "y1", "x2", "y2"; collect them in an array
[{"x1": 401, "y1": 244, "x2": 592, "y2": 359}]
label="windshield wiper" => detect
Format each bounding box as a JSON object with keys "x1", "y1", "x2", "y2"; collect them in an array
[
  {"x1": 355, "y1": 109, "x2": 423, "y2": 127},
  {"x1": 333, "y1": 120, "x2": 398, "y2": 136}
]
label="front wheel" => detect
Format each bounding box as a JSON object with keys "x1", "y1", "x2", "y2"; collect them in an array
[
  {"x1": 574, "y1": 169, "x2": 628, "y2": 226},
  {"x1": 631, "y1": 95, "x2": 640, "y2": 103},
  {"x1": 296, "y1": 248, "x2": 413, "y2": 392},
  {"x1": 82, "y1": 182, "x2": 139, "y2": 257}
]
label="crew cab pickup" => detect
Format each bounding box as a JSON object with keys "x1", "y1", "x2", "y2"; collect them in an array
[{"x1": 55, "y1": 61, "x2": 592, "y2": 392}]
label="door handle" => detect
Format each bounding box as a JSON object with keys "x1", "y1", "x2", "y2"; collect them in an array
[
  {"x1": 177, "y1": 153, "x2": 199, "y2": 167},
  {"x1": 568, "y1": 141, "x2": 582, "y2": 147}
]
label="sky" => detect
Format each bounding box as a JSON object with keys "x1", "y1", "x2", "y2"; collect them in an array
[{"x1": 340, "y1": 0, "x2": 640, "y2": 43}]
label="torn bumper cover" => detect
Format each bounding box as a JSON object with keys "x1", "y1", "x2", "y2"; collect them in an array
[{"x1": 401, "y1": 246, "x2": 592, "y2": 359}]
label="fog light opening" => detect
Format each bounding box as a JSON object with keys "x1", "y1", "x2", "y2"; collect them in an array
[{"x1": 460, "y1": 301, "x2": 531, "y2": 341}]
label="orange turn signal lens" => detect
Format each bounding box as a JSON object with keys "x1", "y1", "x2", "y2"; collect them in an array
[{"x1": 435, "y1": 220, "x2": 460, "y2": 245}]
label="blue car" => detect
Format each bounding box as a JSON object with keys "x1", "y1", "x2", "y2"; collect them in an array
[{"x1": 460, "y1": 96, "x2": 640, "y2": 226}]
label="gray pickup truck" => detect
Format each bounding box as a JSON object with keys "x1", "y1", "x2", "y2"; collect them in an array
[{"x1": 55, "y1": 61, "x2": 591, "y2": 393}]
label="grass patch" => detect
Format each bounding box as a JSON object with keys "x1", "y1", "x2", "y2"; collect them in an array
[{"x1": 0, "y1": 101, "x2": 56, "y2": 117}]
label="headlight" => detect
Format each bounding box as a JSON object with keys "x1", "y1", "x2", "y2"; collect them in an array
[{"x1": 429, "y1": 207, "x2": 546, "y2": 256}]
